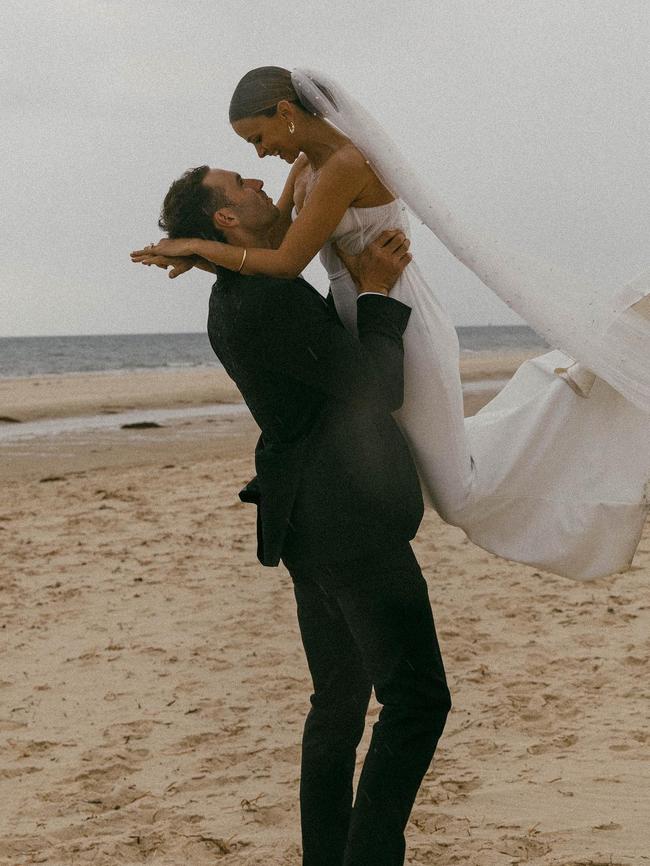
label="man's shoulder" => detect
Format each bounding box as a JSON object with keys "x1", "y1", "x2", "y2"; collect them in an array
[
  {"x1": 212, "y1": 268, "x2": 325, "y2": 313},
  {"x1": 214, "y1": 266, "x2": 297, "y2": 291}
]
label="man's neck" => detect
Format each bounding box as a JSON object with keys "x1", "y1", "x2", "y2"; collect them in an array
[{"x1": 224, "y1": 226, "x2": 273, "y2": 250}]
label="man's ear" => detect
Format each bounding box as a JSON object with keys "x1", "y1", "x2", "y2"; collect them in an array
[{"x1": 213, "y1": 207, "x2": 238, "y2": 231}]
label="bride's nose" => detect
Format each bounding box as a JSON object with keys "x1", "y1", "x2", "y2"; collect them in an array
[{"x1": 255, "y1": 143, "x2": 266, "y2": 158}]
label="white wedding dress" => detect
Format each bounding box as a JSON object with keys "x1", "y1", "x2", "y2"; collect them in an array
[
  {"x1": 300, "y1": 169, "x2": 650, "y2": 581},
  {"x1": 290, "y1": 69, "x2": 650, "y2": 581}
]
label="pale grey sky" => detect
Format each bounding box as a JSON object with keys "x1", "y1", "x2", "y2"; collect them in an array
[{"x1": 1, "y1": 0, "x2": 648, "y2": 336}]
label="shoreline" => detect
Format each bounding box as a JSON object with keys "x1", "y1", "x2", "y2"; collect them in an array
[
  {"x1": 0, "y1": 350, "x2": 539, "y2": 484},
  {"x1": 0, "y1": 350, "x2": 539, "y2": 425},
  {"x1": 0, "y1": 366, "x2": 242, "y2": 424},
  {"x1": 0, "y1": 385, "x2": 504, "y2": 485}
]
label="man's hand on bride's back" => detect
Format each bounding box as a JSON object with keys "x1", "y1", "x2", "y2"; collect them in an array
[{"x1": 334, "y1": 229, "x2": 411, "y2": 297}]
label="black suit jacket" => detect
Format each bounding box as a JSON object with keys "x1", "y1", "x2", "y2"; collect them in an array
[{"x1": 207, "y1": 267, "x2": 424, "y2": 568}]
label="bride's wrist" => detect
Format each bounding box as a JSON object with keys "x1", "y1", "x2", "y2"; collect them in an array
[
  {"x1": 192, "y1": 238, "x2": 231, "y2": 267},
  {"x1": 191, "y1": 239, "x2": 210, "y2": 258}
]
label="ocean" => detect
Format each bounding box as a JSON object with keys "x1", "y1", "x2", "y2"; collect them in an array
[{"x1": 0, "y1": 327, "x2": 548, "y2": 379}]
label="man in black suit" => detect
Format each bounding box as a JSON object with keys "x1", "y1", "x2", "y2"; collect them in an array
[{"x1": 152, "y1": 166, "x2": 451, "y2": 866}]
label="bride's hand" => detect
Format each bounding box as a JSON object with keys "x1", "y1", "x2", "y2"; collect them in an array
[
  {"x1": 131, "y1": 237, "x2": 196, "y2": 260},
  {"x1": 136, "y1": 253, "x2": 196, "y2": 279}
]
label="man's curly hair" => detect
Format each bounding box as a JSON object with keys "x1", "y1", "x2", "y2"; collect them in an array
[{"x1": 158, "y1": 166, "x2": 231, "y2": 243}]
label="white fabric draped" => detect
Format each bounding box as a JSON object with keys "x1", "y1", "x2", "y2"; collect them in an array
[
  {"x1": 291, "y1": 69, "x2": 650, "y2": 580},
  {"x1": 292, "y1": 68, "x2": 650, "y2": 414}
]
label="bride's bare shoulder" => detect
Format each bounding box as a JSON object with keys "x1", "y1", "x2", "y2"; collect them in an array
[
  {"x1": 315, "y1": 143, "x2": 372, "y2": 189},
  {"x1": 325, "y1": 143, "x2": 393, "y2": 206},
  {"x1": 328, "y1": 142, "x2": 369, "y2": 172}
]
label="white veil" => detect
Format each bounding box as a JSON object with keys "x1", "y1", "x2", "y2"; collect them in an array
[{"x1": 291, "y1": 67, "x2": 650, "y2": 414}]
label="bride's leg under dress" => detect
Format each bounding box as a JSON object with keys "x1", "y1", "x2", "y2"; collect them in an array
[
  {"x1": 327, "y1": 249, "x2": 475, "y2": 520},
  {"x1": 390, "y1": 263, "x2": 650, "y2": 580},
  {"x1": 391, "y1": 267, "x2": 475, "y2": 519}
]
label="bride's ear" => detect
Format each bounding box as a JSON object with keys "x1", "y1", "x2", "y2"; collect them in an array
[{"x1": 276, "y1": 99, "x2": 296, "y2": 123}]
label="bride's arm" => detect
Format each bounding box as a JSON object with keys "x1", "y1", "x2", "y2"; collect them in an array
[
  {"x1": 197, "y1": 148, "x2": 368, "y2": 277},
  {"x1": 265, "y1": 153, "x2": 309, "y2": 249},
  {"x1": 274, "y1": 154, "x2": 308, "y2": 222},
  {"x1": 142, "y1": 149, "x2": 370, "y2": 278}
]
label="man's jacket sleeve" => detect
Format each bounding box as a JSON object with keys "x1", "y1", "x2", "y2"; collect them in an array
[{"x1": 246, "y1": 281, "x2": 412, "y2": 413}]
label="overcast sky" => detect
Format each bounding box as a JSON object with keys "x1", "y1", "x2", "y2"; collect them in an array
[{"x1": 1, "y1": 0, "x2": 648, "y2": 337}]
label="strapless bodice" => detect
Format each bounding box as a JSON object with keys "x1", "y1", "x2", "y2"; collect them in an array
[
  {"x1": 319, "y1": 200, "x2": 410, "y2": 281},
  {"x1": 329, "y1": 200, "x2": 409, "y2": 249},
  {"x1": 291, "y1": 199, "x2": 408, "y2": 242}
]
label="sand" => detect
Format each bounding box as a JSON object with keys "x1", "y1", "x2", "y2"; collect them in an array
[
  {"x1": 0, "y1": 350, "x2": 535, "y2": 424},
  {"x1": 0, "y1": 367, "x2": 242, "y2": 424},
  {"x1": 1, "y1": 362, "x2": 648, "y2": 865}
]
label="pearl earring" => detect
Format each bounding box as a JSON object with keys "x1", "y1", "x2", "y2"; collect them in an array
[{"x1": 288, "y1": 121, "x2": 295, "y2": 134}]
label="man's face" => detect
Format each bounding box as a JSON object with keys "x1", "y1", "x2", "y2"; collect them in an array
[{"x1": 203, "y1": 168, "x2": 278, "y2": 233}]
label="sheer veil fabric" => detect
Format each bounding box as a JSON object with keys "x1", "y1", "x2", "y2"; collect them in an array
[
  {"x1": 290, "y1": 68, "x2": 650, "y2": 581},
  {"x1": 291, "y1": 68, "x2": 650, "y2": 414}
]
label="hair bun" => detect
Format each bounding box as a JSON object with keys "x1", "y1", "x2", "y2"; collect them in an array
[{"x1": 291, "y1": 71, "x2": 338, "y2": 117}]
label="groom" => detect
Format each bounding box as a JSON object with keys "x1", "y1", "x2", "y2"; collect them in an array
[{"x1": 150, "y1": 165, "x2": 451, "y2": 866}]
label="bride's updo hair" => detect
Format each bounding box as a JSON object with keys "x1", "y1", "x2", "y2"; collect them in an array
[{"x1": 229, "y1": 66, "x2": 311, "y2": 122}]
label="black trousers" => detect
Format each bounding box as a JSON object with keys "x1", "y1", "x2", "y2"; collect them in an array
[{"x1": 284, "y1": 543, "x2": 451, "y2": 866}]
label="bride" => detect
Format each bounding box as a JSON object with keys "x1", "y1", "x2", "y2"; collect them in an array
[{"x1": 132, "y1": 66, "x2": 650, "y2": 581}]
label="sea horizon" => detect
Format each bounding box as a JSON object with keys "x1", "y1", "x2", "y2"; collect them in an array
[{"x1": 0, "y1": 326, "x2": 548, "y2": 380}]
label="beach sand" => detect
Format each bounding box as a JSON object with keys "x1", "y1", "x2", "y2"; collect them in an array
[
  {"x1": 0, "y1": 350, "x2": 533, "y2": 425},
  {"x1": 1, "y1": 361, "x2": 648, "y2": 865}
]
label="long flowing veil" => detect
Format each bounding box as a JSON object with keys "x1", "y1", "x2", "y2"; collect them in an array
[{"x1": 291, "y1": 68, "x2": 650, "y2": 414}]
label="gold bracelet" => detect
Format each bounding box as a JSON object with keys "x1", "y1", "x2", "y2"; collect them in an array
[{"x1": 236, "y1": 247, "x2": 247, "y2": 273}]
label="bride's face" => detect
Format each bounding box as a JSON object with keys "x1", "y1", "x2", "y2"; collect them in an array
[{"x1": 232, "y1": 108, "x2": 302, "y2": 165}]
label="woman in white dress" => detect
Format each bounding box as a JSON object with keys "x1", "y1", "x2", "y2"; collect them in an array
[{"x1": 132, "y1": 66, "x2": 650, "y2": 580}]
